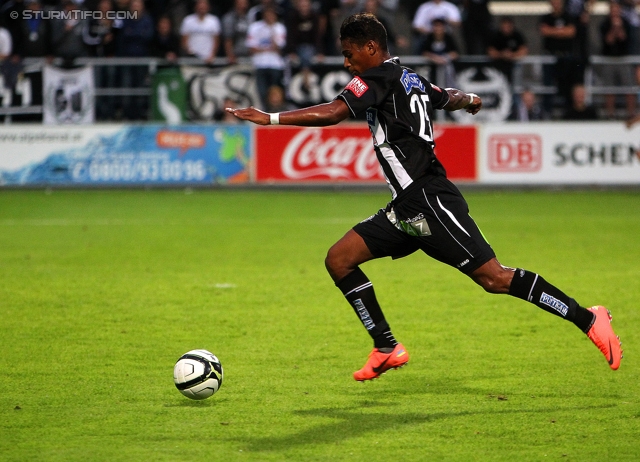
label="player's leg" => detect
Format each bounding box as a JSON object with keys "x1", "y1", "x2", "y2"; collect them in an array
[
  {"x1": 470, "y1": 258, "x2": 595, "y2": 329},
  {"x1": 470, "y1": 260, "x2": 622, "y2": 369},
  {"x1": 326, "y1": 210, "x2": 417, "y2": 381},
  {"x1": 325, "y1": 228, "x2": 400, "y2": 351},
  {"x1": 410, "y1": 176, "x2": 621, "y2": 369}
]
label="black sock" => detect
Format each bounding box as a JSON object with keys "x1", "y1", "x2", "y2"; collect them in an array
[
  {"x1": 509, "y1": 269, "x2": 595, "y2": 333},
  {"x1": 336, "y1": 267, "x2": 398, "y2": 349}
]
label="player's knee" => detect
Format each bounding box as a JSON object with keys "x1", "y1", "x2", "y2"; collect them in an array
[
  {"x1": 324, "y1": 246, "x2": 343, "y2": 278},
  {"x1": 475, "y1": 273, "x2": 511, "y2": 294},
  {"x1": 325, "y1": 245, "x2": 355, "y2": 281}
]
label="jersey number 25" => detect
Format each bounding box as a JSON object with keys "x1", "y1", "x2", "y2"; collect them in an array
[{"x1": 410, "y1": 94, "x2": 433, "y2": 143}]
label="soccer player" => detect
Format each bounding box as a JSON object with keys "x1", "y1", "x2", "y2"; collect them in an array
[{"x1": 226, "y1": 13, "x2": 623, "y2": 381}]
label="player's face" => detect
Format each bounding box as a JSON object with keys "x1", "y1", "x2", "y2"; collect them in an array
[{"x1": 341, "y1": 39, "x2": 375, "y2": 76}]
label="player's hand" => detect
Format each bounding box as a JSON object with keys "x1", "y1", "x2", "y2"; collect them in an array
[
  {"x1": 466, "y1": 94, "x2": 482, "y2": 115},
  {"x1": 225, "y1": 106, "x2": 270, "y2": 125}
]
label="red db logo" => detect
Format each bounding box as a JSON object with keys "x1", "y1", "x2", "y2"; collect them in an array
[{"x1": 488, "y1": 134, "x2": 542, "y2": 172}]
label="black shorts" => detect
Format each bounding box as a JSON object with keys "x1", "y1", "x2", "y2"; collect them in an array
[{"x1": 353, "y1": 175, "x2": 495, "y2": 274}]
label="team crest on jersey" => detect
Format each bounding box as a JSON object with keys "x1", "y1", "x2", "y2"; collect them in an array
[
  {"x1": 345, "y1": 77, "x2": 368, "y2": 97},
  {"x1": 400, "y1": 69, "x2": 425, "y2": 94}
]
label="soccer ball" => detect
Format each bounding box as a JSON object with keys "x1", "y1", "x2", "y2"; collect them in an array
[{"x1": 173, "y1": 349, "x2": 224, "y2": 400}]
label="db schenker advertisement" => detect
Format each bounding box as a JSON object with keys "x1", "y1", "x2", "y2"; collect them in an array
[
  {"x1": 480, "y1": 122, "x2": 640, "y2": 184},
  {"x1": 0, "y1": 125, "x2": 250, "y2": 186}
]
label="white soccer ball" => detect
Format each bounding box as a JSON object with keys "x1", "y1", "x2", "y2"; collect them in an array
[{"x1": 173, "y1": 349, "x2": 224, "y2": 400}]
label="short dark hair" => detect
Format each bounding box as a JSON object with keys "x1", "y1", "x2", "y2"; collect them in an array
[{"x1": 339, "y1": 13, "x2": 388, "y2": 52}]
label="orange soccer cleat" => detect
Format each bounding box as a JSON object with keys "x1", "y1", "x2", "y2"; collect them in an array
[
  {"x1": 587, "y1": 306, "x2": 622, "y2": 370},
  {"x1": 353, "y1": 343, "x2": 409, "y2": 381}
]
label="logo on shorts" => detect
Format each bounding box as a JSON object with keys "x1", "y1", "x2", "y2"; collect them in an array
[{"x1": 345, "y1": 77, "x2": 368, "y2": 98}]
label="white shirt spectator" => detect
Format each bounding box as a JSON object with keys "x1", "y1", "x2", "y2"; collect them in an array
[
  {"x1": 245, "y1": 19, "x2": 286, "y2": 69},
  {"x1": 412, "y1": 0, "x2": 461, "y2": 34},
  {"x1": 0, "y1": 27, "x2": 12, "y2": 59},
  {"x1": 180, "y1": 13, "x2": 221, "y2": 60}
]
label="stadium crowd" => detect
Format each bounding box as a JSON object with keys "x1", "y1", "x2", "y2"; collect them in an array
[{"x1": 0, "y1": 0, "x2": 638, "y2": 121}]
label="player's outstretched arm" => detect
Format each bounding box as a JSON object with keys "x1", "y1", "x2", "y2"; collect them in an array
[
  {"x1": 442, "y1": 88, "x2": 482, "y2": 115},
  {"x1": 225, "y1": 99, "x2": 351, "y2": 127}
]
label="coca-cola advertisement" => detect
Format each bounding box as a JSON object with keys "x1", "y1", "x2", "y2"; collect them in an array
[{"x1": 255, "y1": 124, "x2": 477, "y2": 183}]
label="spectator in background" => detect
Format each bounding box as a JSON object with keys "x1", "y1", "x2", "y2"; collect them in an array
[
  {"x1": 285, "y1": 0, "x2": 324, "y2": 95},
  {"x1": 84, "y1": 0, "x2": 118, "y2": 58},
  {"x1": 116, "y1": 0, "x2": 154, "y2": 58},
  {"x1": 51, "y1": 0, "x2": 90, "y2": 66},
  {"x1": 85, "y1": 0, "x2": 119, "y2": 121},
  {"x1": 461, "y1": 0, "x2": 493, "y2": 55},
  {"x1": 162, "y1": 0, "x2": 191, "y2": 37},
  {"x1": 246, "y1": 5, "x2": 286, "y2": 109},
  {"x1": 565, "y1": 0, "x2": 593, "y2": 63},
  {"x1": 564, "y1": 83, "x2": 599, "y2": 120},
  {"x1": 619, "y1": 0, "x2": 640, "y2": 55},
  {"x1": 248, "y1": 0, "x2": 286, "y2": 23},
  {"x1": 487, "y1": 16, "x2": 528, "y2": 82},
  {"x1": 116, "y1": 0, "x2": 154, "y2": 120},
  {"x1": 222, "y1": 0, "x2": 251, "y2": 64},
  {"x1": 600, "y1": 0, "x2": 636, "y2": 120},
  {"x1": 538, "y1": 0, "x2": 579, "y2": 116},
  {"x1": 11, "y1": 0, "x2": 51, "y2": 58},
  {"x1": 421, "y1": 18, "x2": 459, "y2": 88},
  {"x1": 0, "y1": 19, "x2": 19, "y2": 97},
  {"x1": 0, "y1": 23, "x2": 12, "y2": 62},
  {"x1": 362, "y1": 0, "x2": 409, "y2": 54},
  {"x1": 412, "y1": 0, "x2": 461, "y2": 55},
  {"x1": 114, "y1": 0, "x2": 131, "y2": 14},
  {"x1": 265, "y1": 84, "x2": 295, "y2": 112},
  {"x1": 509, "y1": 88, "x2": 547, "y2": 121},
  {"x1": 153, "y1": 15, "x2": 180, "y2": 61},
  {"x1": 340, "y1": 0, "x2": 398, "y2": 16},
  {"x1": 339, "y1": 0, "x2": 365, "y2": 15},
  {"x1": 180, "y1": 0, "x2": 221, "y2": 63},
  {"x1": 211, "y1": 0, "x2": 235, "y2": 18},
  {"x1": 318, "y1": 0, "x2": 341, "y2": 56}
]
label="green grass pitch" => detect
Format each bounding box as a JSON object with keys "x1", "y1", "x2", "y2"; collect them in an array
[{"x1": 1, "y1": 188, "x2": 639, "y2": 461}]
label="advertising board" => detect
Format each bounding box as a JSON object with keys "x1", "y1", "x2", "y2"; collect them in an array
[
  {"x1": 0, "y1": 125, "x2": 250, "y2": 186},
  {"x1": 254, "y1": 124, "x2": 477, "y2": 183},
  {"x1": 480, "y1": 123, "x2": 640, "y2": 184}
]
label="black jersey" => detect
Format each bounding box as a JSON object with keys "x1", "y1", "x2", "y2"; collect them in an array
[{"x1": 336, "y1": 58, "x2": 450, "y2": 200}]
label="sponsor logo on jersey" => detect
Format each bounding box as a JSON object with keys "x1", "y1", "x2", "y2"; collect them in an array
[
  {"x1": 540, "y1": 292, "x2": 569, "y2": 317},
  {"x1": 366, "y1": 109, "x2": 376, "y2": 125},
  {"x1": 400, "y1": 69, "x2": 425, "y2": 95},
  {"x1": 345, "y1": 76, "x2": 368, "y2": 97}
]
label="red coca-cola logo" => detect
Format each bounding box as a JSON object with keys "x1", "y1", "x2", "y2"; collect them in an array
[{"x1": 257, "y1": 126, "x2": 383, "y2": 181}]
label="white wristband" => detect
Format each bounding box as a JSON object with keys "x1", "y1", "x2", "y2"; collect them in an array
[
  {"x1": 269, "y1": 112, "x2": 280, "y2": 125},
  {"x1": 467, "y1": 93, "x2": 478, "y2": 106}
]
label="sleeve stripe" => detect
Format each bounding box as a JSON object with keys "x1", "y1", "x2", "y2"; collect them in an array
[{"x1": 337, "y1": 94, "x2": 357, "y2": 118}]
